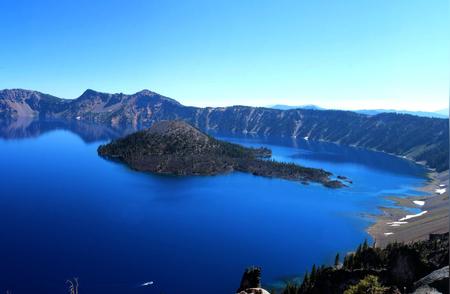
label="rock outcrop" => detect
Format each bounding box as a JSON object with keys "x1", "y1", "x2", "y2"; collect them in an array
[
  {"x1": 413, "y1": 266, "x2": 449, "y2": 294},
  {"x1": 236, "y1": 267, "x2": 270, "y2": 294},
  {"x1": 273, "y1": 233, "x2": 449, "y2": 294}
]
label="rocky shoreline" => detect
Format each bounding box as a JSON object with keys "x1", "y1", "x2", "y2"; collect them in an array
[{"x1": 368, "y1": 170, "x2": 449, "y2": 248}]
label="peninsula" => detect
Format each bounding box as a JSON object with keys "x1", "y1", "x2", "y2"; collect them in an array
[{"x1": 98, "y1": 121, "x2": 345, "y2": 188}]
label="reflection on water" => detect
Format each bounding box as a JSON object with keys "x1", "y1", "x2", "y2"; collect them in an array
[
  {"x1": 0, "y1": 119, "x2": 429, "y2": 178},
  {"x1": 220, "y1": 135, "x2": 425, "y2": 178},
  {"x1": 0, "y1": 118, "x2": 133, "y2": 142}
]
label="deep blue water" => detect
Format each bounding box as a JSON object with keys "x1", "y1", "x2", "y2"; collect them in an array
[{"x1": 0, "y1": 122, "x2": 427, "y2": 294}]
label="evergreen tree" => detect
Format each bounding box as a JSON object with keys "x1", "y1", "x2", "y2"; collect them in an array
[
  {"x1": 362, "y1": 239, "x2": 369, "y2": 251},
  {"x1": 310, "y1": 264, "x2": 317, "y2": 282},
  {"x1": 356, "y1": 244, "x2": 362, "y2": 255},
  {"x1": 301, "y1": 271, "x2": 310, "y2": 290},
  {"x1": 343, "y1": 255, "x2": 348, "y2": 268},
  {"x1": 347, "y1": 254, "x2": 354, "y2": 270},
  {"x1": 334, "y1": 253, "x2": 340, "y2": 267}
]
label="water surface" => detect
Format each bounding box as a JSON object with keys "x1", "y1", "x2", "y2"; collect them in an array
[{"x1": 0, "y1": 121, "x2": 427, "y2": 293}]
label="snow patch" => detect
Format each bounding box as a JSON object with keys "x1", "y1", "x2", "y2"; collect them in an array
[
  {"x1": 386, "y1": 221, "x2": 408, "y2": 227},
  {"x1": 399, "y1": 211, "x2": 428, "y2": 221},
  {"x1": 413, "y1": 200, "x2": 425, "y2": 206},
  {"x1": 435, "y1": 188, "x2": 446, "y2": 195},
  {"x1": 384, "y1": 232, "x2": 394, "y2": 236}
]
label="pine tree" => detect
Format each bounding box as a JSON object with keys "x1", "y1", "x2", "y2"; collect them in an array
[
  {"x1": 334, "y1": 253, "x2": 340, "y2": 267},
  {"x1": 347, "y1": 254, "x2": 354, "y2": 270},
  {"x1": 310, "y1": 264, "x2": 317, "y2": 282},
  {"x1": 356, "y1": 244, "x2": 362, "y2": 255},
  {"x1": 362, "y1": 239, "x2": 369, "y2": 251},
  {"x1": 301, "y1": 271, "x2": 310, "y2": 290},
  {"x1": 299, "y1": 271, "x2": 310, "y2": 293}
]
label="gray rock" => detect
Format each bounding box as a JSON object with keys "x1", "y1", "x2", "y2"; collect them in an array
[
  {"x1": 413, "y1": 266, "x2": 449, "y2": 294},
  {"x1": 412, "y1": 285, "x2": 442, "y2": 294}
]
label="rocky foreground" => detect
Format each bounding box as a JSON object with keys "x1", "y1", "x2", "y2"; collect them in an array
[
  {"x1": 98, "y1": 120, "x2": 345, "y2": 188},
  {"x1": 239, "y1": 233, "x2": 449, "y2": 294},
  {"x1": 369, "y1": 170, "x2": 449, "y2": 248}
]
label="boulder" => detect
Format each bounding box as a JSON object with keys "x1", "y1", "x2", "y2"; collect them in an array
[
  {"x1": 236, "y1": 267, "x2": 270, "y2": 294},
  {"x1": 413, "y1": 266, "x2": 449, "y2": 294}
]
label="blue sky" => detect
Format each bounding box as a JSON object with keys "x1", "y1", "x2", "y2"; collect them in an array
[{"x1": 0, "y1": 0, "x2": 448, "y2": 110}]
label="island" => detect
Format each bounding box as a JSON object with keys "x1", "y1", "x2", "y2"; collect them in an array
[{"x1": 97, "y1": 120, "x2": 345, "y2": 188}]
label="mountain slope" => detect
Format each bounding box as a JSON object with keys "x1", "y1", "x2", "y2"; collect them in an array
[
  {"x1": 1, "y1": 89, "x2": 448, "y2": 171},
  {"x1": 0, "y1": 89, "x2": 69, "y2": 119}
]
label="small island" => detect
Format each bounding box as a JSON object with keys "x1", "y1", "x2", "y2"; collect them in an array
[{"x1": 98, "y1": 121, "x2": 345, "y2": 188}]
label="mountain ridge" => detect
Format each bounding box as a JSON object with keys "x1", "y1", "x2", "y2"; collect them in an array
[
  {"x1": 268, "y1": 103, "x2": 448, "y2": 118},
  {"x1": 1, "y1": 88, "x2": 448, "y2": 171}
]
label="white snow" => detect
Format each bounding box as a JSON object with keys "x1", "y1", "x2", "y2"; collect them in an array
[
  {"x1": 399, "y1": 211, "x2": 428, "y2": 221},
  {"x1": 76, "y1": 116, "x2": 81, "y2": 120},
  {"x1": 413, "y1": 200, "x2": 425, "y2": 206},
  {"x1": 439, "y1": 184, "x2": 446, "y2": 188},
  {"x1": 384, "y1": 232, "x2": 394, "y2": 236},
  {"x1": 304, "y1": 136, "x2": 309, "y2": 140},
  {"x1": 435, "y1": 188, "x2": 446, "y2": 195},
  {"x1": 386, "y1": 221, "x2": 408, "y2": 227},
  {"x1": 141, "y1": 281, "x2": 154, "y2": 286}
]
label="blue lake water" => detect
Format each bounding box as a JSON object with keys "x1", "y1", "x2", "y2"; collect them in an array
[{"x1": 0, "y1": 122, "x2": 427, "y2": 294}]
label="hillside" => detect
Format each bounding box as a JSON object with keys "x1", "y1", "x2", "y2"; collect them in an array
[
  {"x1": 97, "y1": 121, "x2": 344, "y2": 187},
  {"x1": 279, "y1": 233, "x2": 449, "y2": 294},
  {"x1": 1, "y1": 89, "x2": 448, "y2": 171}
]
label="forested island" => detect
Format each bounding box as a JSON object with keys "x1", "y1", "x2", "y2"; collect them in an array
[{"x1": 98, "y1": 120, "x2": 345, "y2": 188}]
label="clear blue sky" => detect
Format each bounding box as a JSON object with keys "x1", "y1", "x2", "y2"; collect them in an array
[{"x1": 1, "y1": 0, "x2": 448, "y2": 110}]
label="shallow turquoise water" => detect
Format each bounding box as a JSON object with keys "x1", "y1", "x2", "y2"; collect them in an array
[{"x1": 0, "y1": 124, "x2": 427, "y2": 293}]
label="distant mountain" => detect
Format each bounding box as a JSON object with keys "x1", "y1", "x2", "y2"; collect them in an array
[
  {"x1": 267, "y1": 103, "x2": 449, "y2": 118},
  {"x1": 269, "y1": 104, "x2": 324, "y2": 111},
  {"x1": 1, "y1": 88, "x2": 448, "y2": 171},
  {"x1": 355, "y1": 109, "x2": 448, "y2": 119},
  {"x1": 434, "y1": 108, "x2": 449, "y2": 117}
]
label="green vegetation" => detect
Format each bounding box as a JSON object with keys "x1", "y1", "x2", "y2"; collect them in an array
[
  {"x1": 334, "y1": 253, "x2": 340, "y2": 267},
  {"x1": 343, "y1": 275, "x2": 388, "y2": 294},
  {"x1": 274, "y1": 233, "x2": 448, "y2": 294}
]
